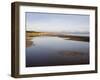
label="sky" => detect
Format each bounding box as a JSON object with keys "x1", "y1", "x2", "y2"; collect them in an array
[{"x1": 26, "y1": 12, "x2": 89, "y2": 33}]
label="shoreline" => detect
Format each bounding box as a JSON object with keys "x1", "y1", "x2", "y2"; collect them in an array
[{"x1": 26, "y1": 31, "x2": 89, "y2": 42}]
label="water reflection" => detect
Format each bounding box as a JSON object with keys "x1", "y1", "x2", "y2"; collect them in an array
[
  {"x1": 26, "y1": 35, "x2": 89, "y2": 48},
  {"x1": 26, "y1": 37, "x2": 35, "y2": 47},
  {"x1": 26, "y1": 36, "x2": 89, "y2": 67}
]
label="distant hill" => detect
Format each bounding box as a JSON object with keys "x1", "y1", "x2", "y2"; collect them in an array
[{"x1": 26, "y1": 31, "x2": 41, "y2": 33}]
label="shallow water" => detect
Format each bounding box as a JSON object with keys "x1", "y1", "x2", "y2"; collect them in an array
[
  {"x1": 26, "y1": 36, "x2": 89, "y2": 67},
  {"x1": 67, "y1": 33, "x2": 89, "y2": 36}
]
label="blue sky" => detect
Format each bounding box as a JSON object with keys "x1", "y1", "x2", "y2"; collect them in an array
[{"x1": 26, "y1": 12, "x2": 89, "y2": 33}]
